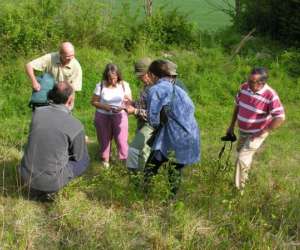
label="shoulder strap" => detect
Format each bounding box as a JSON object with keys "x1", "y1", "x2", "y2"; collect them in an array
[
  {"x1": 98, "y1": 82, "x2": 104, "y2": 102},
  {"x1": 121, "y1": 81, "x2": 125, "y2": 93},
  {"x1": 100, "y1": 81, "x2": 104, "y2": 94}
]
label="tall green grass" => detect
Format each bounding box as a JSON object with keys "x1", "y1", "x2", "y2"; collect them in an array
[{"x1": 1, "y1": 45, "x2": 300, "y2": 249}]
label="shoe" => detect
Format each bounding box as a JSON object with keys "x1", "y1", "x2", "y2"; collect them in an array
[
  {"x1": 27, "y1": 188, "x2": 56, "y2": 202},
  {"x1": 102, "y1": 161, "x2": 110, "y2": 169}
]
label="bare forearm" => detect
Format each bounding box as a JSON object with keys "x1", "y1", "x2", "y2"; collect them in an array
[
  {"x1": 25, "y1": 63, "x2": 40, "y2": 90},
  {"x1": 266, "y1": 117, "x2": 285, "y2": 131},
  {"x1": 229, "y1": 105, "x2": 239, "y2": 129},
  {"x1": 91, "y1": 102, "x2": 111, "y2": 111}
]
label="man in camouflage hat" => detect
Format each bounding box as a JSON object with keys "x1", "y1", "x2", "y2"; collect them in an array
[{"x1": 125, "y1": 58, "x2": 154, "y2": 171}]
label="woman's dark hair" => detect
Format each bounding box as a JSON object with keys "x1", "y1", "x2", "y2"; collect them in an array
[
  {"x1": 102, "y1": 63, "x2": 123, "y2": 82},
  {"x1": 47, "y1": 81, "x2": 74, "y2": 104},
  {"x1": 251, "y1": 67, "x2": 268, "y2": 82},
  {"x1": 148, "y1": 59, "x2": 172, "y2": 78}
]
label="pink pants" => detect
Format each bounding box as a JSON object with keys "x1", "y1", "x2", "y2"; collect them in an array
[{"x1": 94, "y1": 111, "x2": 128, "y2": 162}]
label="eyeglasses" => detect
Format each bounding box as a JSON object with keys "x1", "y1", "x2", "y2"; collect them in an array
[{"x1": 248, "y1": 79, "x2": 262, "y2": 84}]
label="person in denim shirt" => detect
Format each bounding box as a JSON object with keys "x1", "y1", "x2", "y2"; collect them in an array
[{"x1": 144, "y1": 59, "x2": 201, "y2": 196}]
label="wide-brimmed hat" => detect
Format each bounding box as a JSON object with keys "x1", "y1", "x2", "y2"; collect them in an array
[{"x1": 134, "y1": 58, "x2": 152, "y2": 76}]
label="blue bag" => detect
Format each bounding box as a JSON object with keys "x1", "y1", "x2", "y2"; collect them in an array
[{"x1": 29, "y1": 73, "x2": 55, "y2": 107}]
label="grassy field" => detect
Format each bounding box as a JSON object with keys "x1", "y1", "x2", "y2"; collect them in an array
[{"x1": 1, "y1": 45, "x2": 300, "y2": 249}]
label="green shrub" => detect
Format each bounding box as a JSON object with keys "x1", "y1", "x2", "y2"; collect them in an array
[{"x1": 0, "y1": 0, "x2": 62, "y2": 59}]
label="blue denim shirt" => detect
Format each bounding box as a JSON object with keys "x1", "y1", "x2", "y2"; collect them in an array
[{"x1": 147, "y1": 78, "x2": 201, "y2": 165}]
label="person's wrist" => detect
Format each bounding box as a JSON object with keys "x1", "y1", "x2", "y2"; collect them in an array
[
  {"x1": 106, "y1": 105, "x2": 111, "y2": 112},
  {"x1": 227, "y1": 126, "x2": 234, "y2": 134},
  {"x1": 134, "y1": 108, "x2": 138, "y2": 115},
  {"x1": 33, "y1": 82, "x2": 40, "y2": 91}
]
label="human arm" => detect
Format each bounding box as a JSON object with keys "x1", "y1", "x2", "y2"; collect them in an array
[
  {"x1": 126, "y1": 104, "x2": 148, "y2": 121},
  {"x1": 125, "y1": 89, "x2": 148, "y2": 120},
  {"x1": 69, "y1": 129, "x2": 89, "y2": 163},
  {"x1": 253, "y1": 106, "x2": 285, "y2": 137},
  {"x1": 70, "y1": 60, "x2": 82, "y2": 91},
  {"x1": 227, "y1": 104, "x2": 239, "y2": 135},
  {"x1": 91, "y1": 94, "x2": 113, "y2": 112},
  {"x1": 264, "y1": 117, "x2": 285, "y2": 133},
  {"x1": 25, "y1": 53, "x2": 51, "y2": 91},
  {"x1": 147, "y1": 87, "x2": 166, "y2": 128},
  {"x1": 25, "y1": 62, "x2": 41, "y2": 91},
  {"x1": 265, "y1": 93, "x2": 285, "y2": 132},
  {"x1": 250, "y1": 117, "x2": 285, "y2": 139},
  {"x1": 252, "y1": 92, "x2": 285, "y2": 138},
  {"x1": 123, "y1": 81, "x2": 132, "y2": 103}
]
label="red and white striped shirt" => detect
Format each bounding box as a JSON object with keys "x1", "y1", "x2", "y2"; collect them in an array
[{"x1": 235, "y1": 82, "x2": 285, "y2": 133}]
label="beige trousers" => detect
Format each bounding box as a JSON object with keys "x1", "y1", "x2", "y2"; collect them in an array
[{"x1": 235, "y1": 131, "x2": 269, "y2": 189}]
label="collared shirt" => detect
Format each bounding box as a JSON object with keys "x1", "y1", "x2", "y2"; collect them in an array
[
  {"x1": 147, "y1": 78, "x2": 201, "y2": 165},
  {"x1": 133, "y1": 85, "x2": 151, "y2": 126},
  {"x1": 20, "y1": 104, "x2": 88, "y2": 192},
  {"x1": 29, "y1": 52, "x2": 82, "y2": 91},
  {"x1": 134, "y1": 80, "x2": 187, "y2": 128},
  {"x1": 235, "y1": 82, "x2": 285, "y2": 133}
]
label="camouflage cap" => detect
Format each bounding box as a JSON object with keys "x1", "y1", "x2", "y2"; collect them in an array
[
  {"x1": 134, "y1": 58, "x2": 152, "y2": 76},
  {"x1": 164, "y1": 60, "x2": 178, "y2": 76}
]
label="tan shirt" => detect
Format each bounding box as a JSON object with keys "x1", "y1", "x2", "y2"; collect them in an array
[{"x1": 29, "y1": 52, "x2": 82, "y2": 91}]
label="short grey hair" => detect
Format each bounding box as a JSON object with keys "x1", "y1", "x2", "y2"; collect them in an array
[{"x1": 251, "y1": 67, "x2": 268, "y2": 82}]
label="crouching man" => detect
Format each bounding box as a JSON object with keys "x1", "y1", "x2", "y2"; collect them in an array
[{"x1": 20, "y1": 81, "x2": 89, "y2": 201}]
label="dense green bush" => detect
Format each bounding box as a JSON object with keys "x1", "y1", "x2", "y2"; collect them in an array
[
  {"x1": 0, "y1": 0, "x2": 62, "y2": 58},
  {"x1": 0, "y1": 0, "x2": 202, "y2": 59},
  {"x1": 142, "y1": 8, "x2": 201, "y2": 49}
]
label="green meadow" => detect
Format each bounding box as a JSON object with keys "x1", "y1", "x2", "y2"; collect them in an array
[
  {"x1": 1, "y1": 0, "x2": 300, "y2": 249},
  {"x1": 154, "y1": 0, "x2": 233, "y2": 29}
]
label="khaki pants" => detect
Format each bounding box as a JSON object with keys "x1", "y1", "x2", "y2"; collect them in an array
[
  {"x1": 126, "y1": 123, "x2": 154, "y2": 170},
  {"x1": 235, "y1": 131, "x2": 269, "y2": 189}
]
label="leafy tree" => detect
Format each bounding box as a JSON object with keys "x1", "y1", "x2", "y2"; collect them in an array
[{"x1": 235, "y1": 0, "x2": 300, "y2": 45}]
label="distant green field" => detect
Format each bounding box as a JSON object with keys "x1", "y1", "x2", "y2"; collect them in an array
[
  {"x1": 153, "y1": 0, "x2": 234, "y2": 30},
  {"x1": 108, "y1": 0, "x2": 234, "y2": 30}
]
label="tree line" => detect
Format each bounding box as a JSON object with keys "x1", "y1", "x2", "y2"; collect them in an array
[{"x1": 234, "y1": 0, "x2": 300, "y2": 45}]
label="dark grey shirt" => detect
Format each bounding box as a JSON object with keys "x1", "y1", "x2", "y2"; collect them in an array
[{"x1": 21, "y1": 104, "x2": 87, "y2": 192}]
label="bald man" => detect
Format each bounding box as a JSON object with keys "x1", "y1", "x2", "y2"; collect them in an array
[{"x1": 26, "y1": 42, "x2": 82, "y2": 92}]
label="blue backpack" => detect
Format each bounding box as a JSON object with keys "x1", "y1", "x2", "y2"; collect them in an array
[{"x1": 29, "y1": 73, "x2": 55, "y2": 107}]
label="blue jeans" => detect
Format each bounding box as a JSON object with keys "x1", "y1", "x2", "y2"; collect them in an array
[{"x1": 67, "y1": 151, "x2": 90, "y2": 178}]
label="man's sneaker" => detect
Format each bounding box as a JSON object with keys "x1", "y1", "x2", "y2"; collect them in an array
[{"x1": 102, "y1": 161, "x2": 110, "y2": 169}]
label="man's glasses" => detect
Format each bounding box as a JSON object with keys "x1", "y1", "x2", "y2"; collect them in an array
[{"x1": 248, "y1": 79, "x2": 262, "y2": 84}]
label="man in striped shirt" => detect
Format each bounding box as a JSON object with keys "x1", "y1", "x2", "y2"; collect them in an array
[{"x1": 227, "y1": 67, "x2": 285, "y2": 190}]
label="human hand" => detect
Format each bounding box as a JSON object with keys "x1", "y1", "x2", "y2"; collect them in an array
[
  {"x1": 110, "y1": 105, "x2": 123, "y2": 113},
  {"x1": 250, "y1": 129, "x2": 269, "y2": 140},
  {"x1": 32, "y1": 81, "x2": 41, "y2": 92},
  {"x1": 126, "y1": 105, "x2": 136, "y2": 114},
  {"x1": 226, "y1": 126, "x2": 235, "y2": 136},
  {"x1": 123, "y1": 96, "x2": 132, "y2": 106}
]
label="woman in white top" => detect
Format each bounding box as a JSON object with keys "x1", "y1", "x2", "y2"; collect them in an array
[{"x1": 91, "y1": 64, "x2": 132, "y2": 167}]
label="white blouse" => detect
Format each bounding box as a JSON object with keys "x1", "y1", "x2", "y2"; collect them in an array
[{"x1": 94, "y1": 81, "x2": 131, "y2": 114}]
